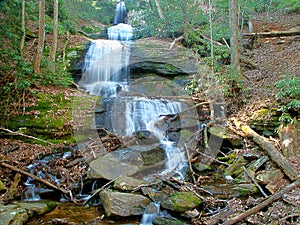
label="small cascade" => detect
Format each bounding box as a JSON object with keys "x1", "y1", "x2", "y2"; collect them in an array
[
  {"x1": 121, "y1": 97, "x2": 182, "y2": 137},
  {"x1": 140, "y1": 202, "x2": 160, "y2": 225},
  {"x1": 79, "y1": 40, "x2": 130, "y2": 97},
  {"x1": 113, "y1": 0, "x2": 127, "y2": 24},
  {"x1": 107, "y1": 23, "x2": 133, "y2": 41},
  {"x1": 110, "y1": 97, "x2": 188, "y2": 178}
]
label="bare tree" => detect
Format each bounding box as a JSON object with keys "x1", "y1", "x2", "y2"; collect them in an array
[
  {"x1": 154, "y1": 0, "x2": 165, "y2": 20},
  {"x1": 34, "y1": 0, "x2": 46, "y2": 74},
  {"x1": 229, "y1": 0, "x2": 240, "y2": 74},
  {"x1": 50, "y1": 0, "x2": 58, "y2": 63},
  {"x1": 20, "y1": 0, "x2": 26, "y2": 54}
]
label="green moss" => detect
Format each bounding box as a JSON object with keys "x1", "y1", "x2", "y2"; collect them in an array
[
  {"x1": 162, "y1": 192, "x2": 202, "y2": 212},
  {"x1": 7, "y1": 92, "x2": 75, "y2": 144}
]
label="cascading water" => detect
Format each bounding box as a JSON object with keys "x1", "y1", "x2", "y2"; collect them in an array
[
  {"x1": 113, "y1": 0, "x2": 127, "y2": 24},
  {"x1": 79, "y1": 1, "x2": 189, "y2": 224},
  {"x1": 79, "y1": 40, "x2": 130, "y2": 97}
]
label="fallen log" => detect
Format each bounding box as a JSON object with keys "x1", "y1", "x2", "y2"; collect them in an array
[
  {"x1": 221, "y1": 179, "x2": 300, "y2": 225},
  {"x1": 0, "y1": 162, "x2": 71, "y2": 199},
  {"x1": 0, "y1": 127, "x2": 54, "y2": 145},
  {"x1": 242, "y1": 28, "x2": 300, "y2": 38},
  {"x1": 233, "y1": 119, "x2": 298, "y2": 181}
]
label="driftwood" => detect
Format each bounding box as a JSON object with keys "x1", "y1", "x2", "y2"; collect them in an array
[
  {"x1": 0, "y1": 127, "x2": 54, "y2": 145},
  {"x1": 221, "y1": 179, "x2": 300, "y2": 225},
  {"x1": 234, "y1": 119, "x2": 298, "y2": 181},
  {"x1": 0, "y1": 162, "x2": 74, "y2": 200},
  {"x1": 242, "y1": 28, "x2": 300, "y2": 38}
]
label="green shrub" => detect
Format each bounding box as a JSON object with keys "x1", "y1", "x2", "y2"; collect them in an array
[{"x1": 275, "y1": 74, "x2": 300, "y2": 123}]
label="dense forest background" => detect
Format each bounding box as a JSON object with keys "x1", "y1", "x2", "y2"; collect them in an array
[{"x1": 0, "y1": 0, "x2": 299, "y2": 131}]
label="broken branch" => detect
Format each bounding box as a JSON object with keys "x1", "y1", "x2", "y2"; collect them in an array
[
  {"x1": 233, "y1": 119, "x2": 298, "y2": 181},
  {"x1": 222, "y1": 179, "x2": 300, "y2": 225},
  {"x1": 0, "y1": 128, "x2": 54, "y2": 145},
  {"x1": 0, "y1": 162, "x2": 70, "y2": 197}
]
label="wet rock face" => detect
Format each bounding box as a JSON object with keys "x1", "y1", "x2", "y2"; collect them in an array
[
  {"x1": 130, "y1": 38, "x2": 198, "y2": 76},
  {"x1": 99, "y1": 190, "x2": 151, "y2": 217}
]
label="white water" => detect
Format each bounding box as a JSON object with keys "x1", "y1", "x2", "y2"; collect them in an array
[
  {"x1": 79, "y1": 39, "x2": 130, "y2": 97},
  {"x1": 114, "y1": 0, "x2": 127, "y2": 24},
  {"x1": 108, "y1": 23, "x2": 133, "y2": 41}
]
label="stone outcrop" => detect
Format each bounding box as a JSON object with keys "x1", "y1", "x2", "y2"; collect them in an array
[
  {"x1": 130, "y1": 38, "x2": 198, "y2": 76},
  {"x1": 99, "y1": 190, "x2": 151, "y2": 217}
]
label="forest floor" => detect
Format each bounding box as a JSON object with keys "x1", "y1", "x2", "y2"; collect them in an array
[{"x1": 0, "y1": 10, "x2": 299, "y2": 225}]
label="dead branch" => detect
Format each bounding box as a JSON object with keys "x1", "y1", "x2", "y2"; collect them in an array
[
  {"x1": 243, "y1": 166, "x2": 268, "y2": 198},
  {"x1": 242, "y1": 28, "x2": 300, "y2": 38},
  {"x1": 83, "y1": 176, "x2": 121, "y2": 205},
  {"x1": 185, "y1": 144, "x2": 197, "y2": 184},
  {"x1": 233, "y1": 119, "x2": 298, "y2": 181},
  {"x1": 0, "y1": 162, "x2": 71, "y2": 197},
  {"x1": 0, "y1": 127, "x2": 54, "y2": 145},
  {"x1": 221, "y1": 179, "x2": 300, "y2": 225},
  {"x1": 169, "y1": 35, "x2": 184, "y2": 50}
]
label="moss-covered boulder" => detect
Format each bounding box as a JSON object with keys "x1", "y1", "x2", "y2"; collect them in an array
[
  {"x1": 0, "y1": 201, "x2": 57, "y2": 225},
  {"x1": 7, "y1": 91, "x2": 75, "y2": 144},
  {"x1": 161, "y1": 192, "x2": 202, "y2": 212}
]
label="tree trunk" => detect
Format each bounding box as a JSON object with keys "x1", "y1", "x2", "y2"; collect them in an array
[
  {"x1": 50, "y1": 0, "x2": 58, "y2": 63},
  {"x1": 229, "y1": 0, "x2": 240, "y2": 74},
  {"x1": 34, "y1": 0, "x2": 46, "y2": 74},
  {"x1": 20, "y1": 0, "x2": 26, "y2": 54},
  {"x1": 154, "y1": 0, "x2": 165, "y2": 20}
]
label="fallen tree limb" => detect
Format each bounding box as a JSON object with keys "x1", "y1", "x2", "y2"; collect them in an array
[
  {"x1": 83, "y1": 175, "x2": 121, "y2": 205},
  {"x1": 0, "y1": 162, "x2": 70, "y2": 197},
  {"x1": 0, "y1": 128, "x2": 54, "y2": 145},
  {"x1": 169, "y1": 35, "x2": 184, "y2": 50},
  {"x1": 242, "y1": 28, "x2": 300, "y2": 38},
  {"x1": 233, "y1": 119, "x2": 298, "y2": 181},
  {"x1": 221, "y1": 179, "x2": 300, "y2": 225}
]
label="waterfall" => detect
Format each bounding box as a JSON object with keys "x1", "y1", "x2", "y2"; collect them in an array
[
  {"x1": 114, "y1": 0, "x2": 127, "y2": 24},
  {"x1": 80, "y1": 0, "x2": 188, "y2": 188},
  {"x1": 79, "y1": 40, "x2": 130, "y2": 97}
]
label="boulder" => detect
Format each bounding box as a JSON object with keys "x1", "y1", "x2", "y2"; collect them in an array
[
  {"x1": 161, "y1": 192, "x2": 202, "y2": 212},
  {"x1": 0, "y1": 201, "x2": 56, "y2": 225},
  {"x1": 113, "y1": 176, "x2": 147, "y2": 191},
  {"x1": 99, "y1": 190, "x2": 151, "y2": 217},
  {"x1": 88, "y1": 150, "x2": 142, "y2": 180}
]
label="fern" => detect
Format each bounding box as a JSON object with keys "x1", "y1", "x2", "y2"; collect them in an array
[{"x1": 275, "y1": 74, "x2": 300, "y2": 123}]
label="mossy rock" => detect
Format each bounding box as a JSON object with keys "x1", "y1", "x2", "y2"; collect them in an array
[
  {"x1": 7, "y1": 92, "x2": 75, "y2": 144},
  {"x1": 0, "y1": 180, "x2": 5, "y2": 192},
  {"x1": 208, "y1": 125, "x2": 242, "y2": 147},
  {"x1": 161, "y1": 192, "x2": 202, "y2": 212},
  {"x1": 249, "y1": 108, "x2": 281, "y2": 136}
]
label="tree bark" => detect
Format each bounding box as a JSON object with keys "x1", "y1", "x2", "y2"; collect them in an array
[
  {"x1": 242, "y1": 28, "x2": 300, "y2": 37},
  {"x1": 34, "y1": 0, "x2": 46, "y2": 74},
  {"x1": 154, "y1": 0, "x2": 165, "y2": 20},
  {"x1": 20, "y1": 0, "x2": 26, "y2": 54},
  {"x1": 234, "y1": 119, "x2": 298, "y2": 181},
  {"x1": 50, "y1": 0, "x2": 58, "y2": 63},
  {"x1": 229, "y1": 0, "x2": 240, "y2": 73}
]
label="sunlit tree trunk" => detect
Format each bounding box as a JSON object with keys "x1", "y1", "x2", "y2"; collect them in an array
[
  {"x1": 154, "y1": 0, "x2": 165, "y2": 20},
  {"x1": 229, "y1": 0, "x2": 240, "y2": 74},
  {"x1": 20, "y1": 0, "x2": 26, "y2": 54},
  {"x1": 50, "y1": 0, "x2": 58, "y2": 63},
  {"x1": 34, "y1": 0, "x2": 45, "y2": 74}
]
